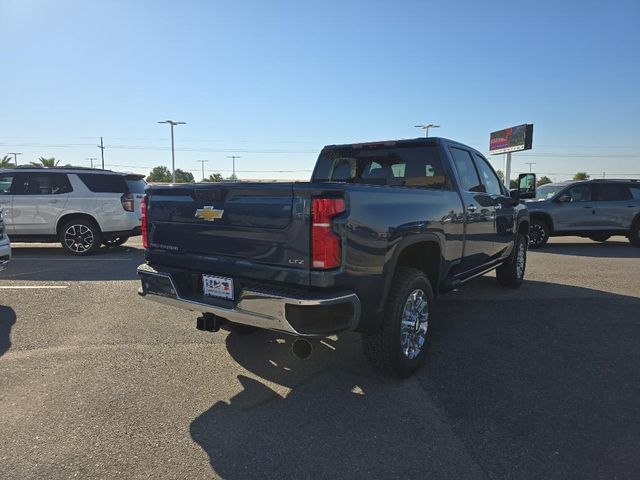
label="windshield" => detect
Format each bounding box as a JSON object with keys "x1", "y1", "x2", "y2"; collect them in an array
[{"x1": 535, "y1": 184, "x2": 566, "y2": 199}]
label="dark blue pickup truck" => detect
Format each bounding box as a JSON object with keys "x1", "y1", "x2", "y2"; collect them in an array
[{"x1": 137, "y1": 137, "x2": 535, "y2": 377}]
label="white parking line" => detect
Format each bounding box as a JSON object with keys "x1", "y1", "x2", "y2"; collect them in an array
[{"x1": 0, "y1": 286, "x2": 69, "y2": 289}]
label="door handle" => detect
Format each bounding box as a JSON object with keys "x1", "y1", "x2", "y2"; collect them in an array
[
  {"x1": 582, "y1": 206, "x2": 594, "y2": 209},
  {"x1": 48, "y1": 200, "x2": 59, "y2": 204},
  {"x1": 467, "y1": 204, "x2": 477, "y2": 212}
]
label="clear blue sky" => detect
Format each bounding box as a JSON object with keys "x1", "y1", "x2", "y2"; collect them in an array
[{"x1": 1, "y1": 0, "x2": 639, "y2": 181}]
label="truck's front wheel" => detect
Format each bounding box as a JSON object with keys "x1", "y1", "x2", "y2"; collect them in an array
[
  {"x1": 362, "y1": 267, "x2": 434, "y2": 378},
  {"x1": 496, "y1": 232, "x2": 527, "y2": 288}
]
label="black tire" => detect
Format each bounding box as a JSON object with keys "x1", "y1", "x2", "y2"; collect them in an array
[
  {"x1": 362, "y1": 267, "x2": 434, "y2": 378},
  {"x1": 225, "y1": 322, "x2": 260, "y2": 334},
  {"x1": 104, "y1": 237, "x2": 129, "y2": 248},
  {"x1": 629, "y1": 222, "x2": 640, "y2": 248},
  {"x1": 59, "y1": 218, "x2": 102, "y2": 256},
  {"x1": 588, "y1": 235, "x2": 610, "y2": 242},
  {"x1": 528, "y1": 218, "x2": 549, "y2": 249},
  {"x1": 496, "y1": 232, "x2": 527, "y2": 288}
]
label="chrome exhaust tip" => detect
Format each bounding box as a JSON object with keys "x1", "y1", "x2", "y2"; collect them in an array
[{"x1": 291, "y1": 338, "x2": 313, "y2": 360}]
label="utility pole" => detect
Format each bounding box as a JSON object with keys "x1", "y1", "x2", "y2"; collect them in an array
[
  {"x1": 198, "y1": 160, "x2": 208, "y2": 181},
  {"x1": 525, "y1": 162, "x2": 536, "y2": 172},
  {"x1": 86, "y1": 157, "x2": 97, "y2": 168},
  {"x1": 97, "y1": 137, "x2": 105, "y2": 169},
  {"x1": 227, "y1": 155, "x2": 240, "y2": 181},
  {"x1": 8, "y1": 152, "x2": 22, "y2": 166},
  {"x1": 414, "y1": 124, "x2": 440, "y2": 138},
  {"x1": 158, "y1": 120, "x2": 186, "y2": 183}
]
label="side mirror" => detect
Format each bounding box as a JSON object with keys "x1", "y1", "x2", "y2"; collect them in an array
[{"x1": 517, "y1": 173, "x2": 536, "y2": 199}]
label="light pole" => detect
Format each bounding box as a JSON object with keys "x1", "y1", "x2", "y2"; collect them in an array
[
  {"x1": 198, "y1": 159, "x2": 208, "y2": 181},
  {"x1": 525, "y1": 162, "x2": 536, "y2": 173},
  {"x1": 414, "y1": 124, "x2": 440, "y2": 138},
  {"x1": 158, "y1": 120, "x2": 186, "y2": 183},
  {"x1": 97, "y1": 137, "x2": 105, "y2": 169},
  {"x1": 227, "y1": 155, "x2": 240, "y2": 181},
  {"x1": 8, "y1": 152, "x2": 22, "y2": 166}
]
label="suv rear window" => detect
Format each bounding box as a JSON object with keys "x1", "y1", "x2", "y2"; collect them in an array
[
  {"x1": 314, "y1": 145, "x2": 448, "y2": 188},
  {"x1": 78, "y1": 174, "x2": 128, "y2": 193},
  {"x1": 125, "y1": 177, "x2": 146, "y2": 194}
]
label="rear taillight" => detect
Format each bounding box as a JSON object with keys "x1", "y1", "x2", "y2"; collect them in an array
[
  {"x1": 141, "y1": 195, "x2": 149, "y2": 249},
  {"x1": 121, "y1": 192, "x2": 134, "y2": 212},
  {"x1": 311, "y1": 197, "x2": 346, "y2": 270}
]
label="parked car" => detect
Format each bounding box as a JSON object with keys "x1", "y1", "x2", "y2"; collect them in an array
[
  {"x1": 526, "y1": 179, "x2": 640, "y2": 248},
  {"x1": 0, "y1": 167, "x2": 146, "y2": 255},
  {"x1": 137, "y1": 137, "x2": 536, "y2": 377},
  {"x1": 0, "y1": 208, "x2": 10, "y2": 272}
]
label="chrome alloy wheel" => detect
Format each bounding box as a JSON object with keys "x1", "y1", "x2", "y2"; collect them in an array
[
  {"x1": 64, "y1": 224, "x2": 95, "y2": 253},
  {"x1": 400, "y1": 289, "x2": 429, "y2": 360},
  {"x1": 516, "y1": 239, "x2": 526, "y2": 279},
  {"x1": 529, "y1": 224, "x2": 546, "y2": 246}
]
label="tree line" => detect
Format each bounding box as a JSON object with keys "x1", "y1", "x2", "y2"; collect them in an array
[
  {"x1": 496, "y1": 169, "x2": 591, "y2": 188},
  {"x1": 1, "y1": 156, "x2": 594, "y2": 185},
  {"x1": 145, "y1": 166, "x2": 224, "y2": 183}
]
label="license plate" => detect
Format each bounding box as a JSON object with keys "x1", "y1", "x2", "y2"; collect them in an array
[{"x1": 202, "y1": 274, "x2": 234, "y2": 300}]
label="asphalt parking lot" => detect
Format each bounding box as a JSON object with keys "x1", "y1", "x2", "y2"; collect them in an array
[{"x1": 1, "y1": 237, "x2": 639, "y2": 479}]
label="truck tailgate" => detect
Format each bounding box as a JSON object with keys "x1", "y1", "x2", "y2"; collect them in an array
[{"x1": 146, "y1": 183, "x2": 310, "y2": 270}]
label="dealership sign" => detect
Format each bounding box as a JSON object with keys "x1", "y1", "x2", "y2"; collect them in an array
[{"x1": 489, "y1": 124, "x2": 534, "y2": 155}]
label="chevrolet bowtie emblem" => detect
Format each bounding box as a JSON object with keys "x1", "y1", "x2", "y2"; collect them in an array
[{"x1": 194, "y1": 206, "x2": 224, "y2": 222}]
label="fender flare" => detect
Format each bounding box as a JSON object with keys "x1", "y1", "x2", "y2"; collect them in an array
[
  {"x1": 378, "y1": 232, "x2": 444, "y2": 316},
  {"x1": 528, "y1": 211, "x2": 555, "y2": 233}
]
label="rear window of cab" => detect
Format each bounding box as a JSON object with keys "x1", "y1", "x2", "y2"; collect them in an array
[{"x1": 313, "y1": 145, "x2": 449, "y2": 188}]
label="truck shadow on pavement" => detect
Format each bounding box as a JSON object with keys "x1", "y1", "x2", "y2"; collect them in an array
[
  {"x1": 3, "y1": 246, "x2": 143, "y2": 281},
  {"x1": 0, "y1": 306, "x2": 17, "y2": 358},
  {"x1": 190, "y1": 279, "x2": 640, "y2": 480},
  {"x1": 537, "y1": 239, "x2": 640, "y2": 258}
]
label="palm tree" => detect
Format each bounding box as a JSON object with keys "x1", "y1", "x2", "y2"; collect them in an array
[
  {"x1": 31, "y1": 157, "x2": 60, "y2": 167},
  {"x1": 0, "y1": 155, "x2": 15, "y2": 168}
]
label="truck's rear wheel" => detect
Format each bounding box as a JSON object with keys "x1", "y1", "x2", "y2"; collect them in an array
[
  {"x1": 629, "y1": 221, "x2": 640, "y2": 247},
  {"x1": 362, "y1": 267, "x2": 434, "y2": 378}
]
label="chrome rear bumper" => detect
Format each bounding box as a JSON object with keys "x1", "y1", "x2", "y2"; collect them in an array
[{"x1": 137, "y1": 263, "x2": 360, "y2": 337}]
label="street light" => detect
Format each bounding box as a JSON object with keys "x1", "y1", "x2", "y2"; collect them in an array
[
  {"x1": 158, "y1": 120, "x2": 186, "y2": 183},
  {"x1": 414, "y1": 124, "x2": 440, "y2": 138}
]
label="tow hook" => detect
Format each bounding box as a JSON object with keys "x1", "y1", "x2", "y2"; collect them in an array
[{"x1": 196, "y1": 313, "x2": 226, "y2": 332}]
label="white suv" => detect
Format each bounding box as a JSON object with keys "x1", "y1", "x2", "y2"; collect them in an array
[{"x1": 0, "y1": 167, "x2": 146, "y2": 255}]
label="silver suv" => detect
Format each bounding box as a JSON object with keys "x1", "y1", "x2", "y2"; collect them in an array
[
  {"x1": 0, "y1": 167, "x2": 146, "y2": 255},
  {"x1": 526, "y1": 179, "x2": 640, "y2": 248}
]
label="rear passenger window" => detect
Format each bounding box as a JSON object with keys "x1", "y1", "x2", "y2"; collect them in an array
[
  {"x1": 450, "y1": 148, "x2": 481, "y2": 192},
  {"x1": 629, "y1": 186, "x2": 640, "y2": 200},
  {"x1": 78, "y1": 174, "x2": 127, "y2": 193},
  {"x1": 595, "y1": 184, "x2": 632, "y2": 201},
  {"x1": 15, "y1": 173, "x2": 72, "y2": 195}
]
